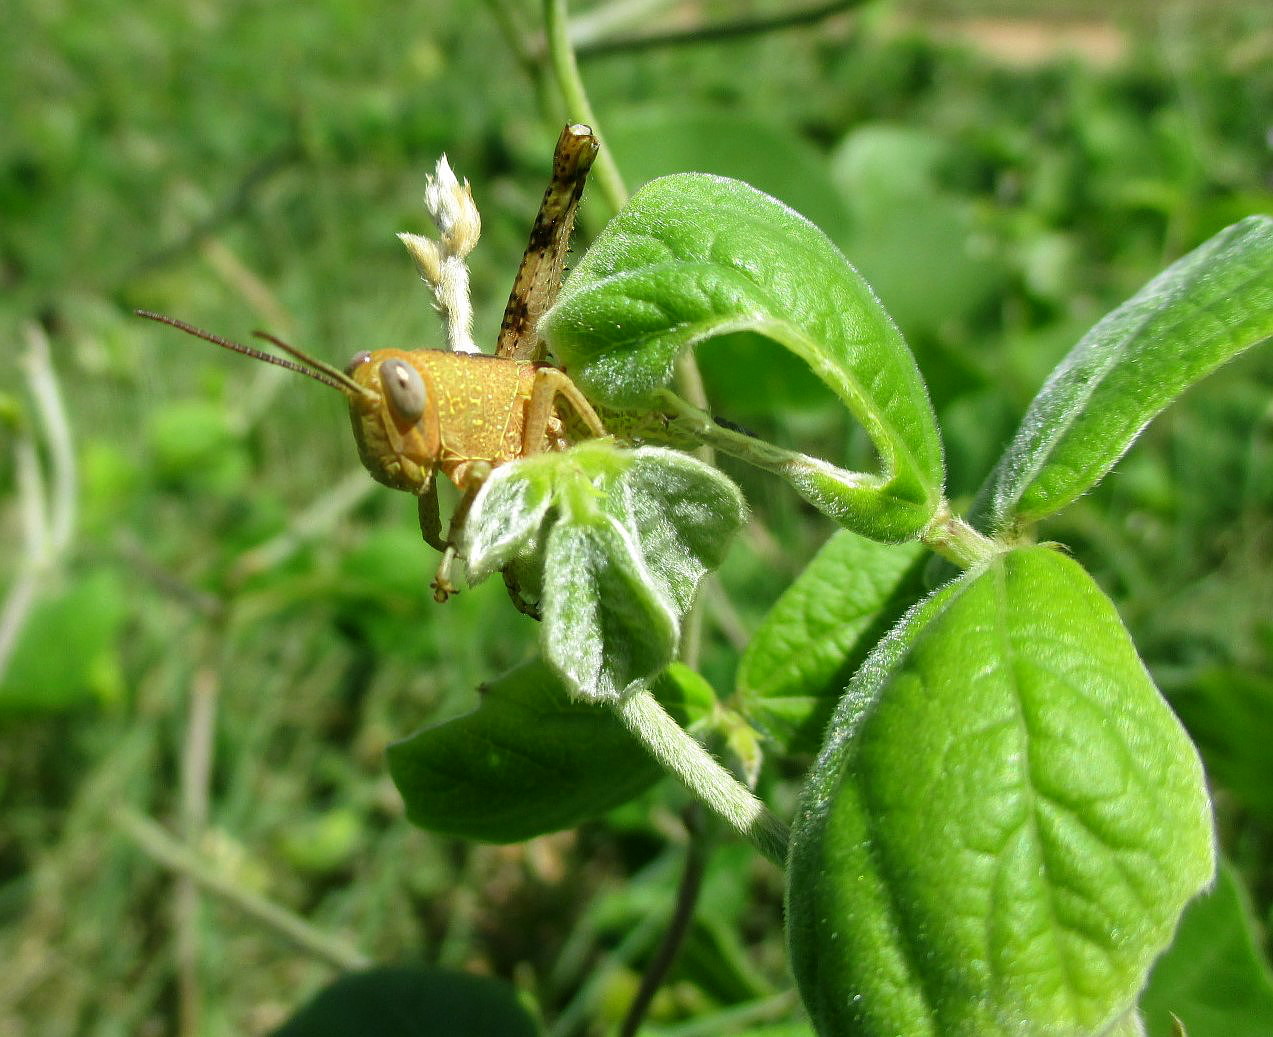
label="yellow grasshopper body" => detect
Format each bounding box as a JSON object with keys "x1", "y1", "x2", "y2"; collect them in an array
[
  {"x1": 346, "y1": 347, "x2": 600, "y2": 497},
  {"x1": 140, "y1": 124, "x2": 605, "y2": 613}
]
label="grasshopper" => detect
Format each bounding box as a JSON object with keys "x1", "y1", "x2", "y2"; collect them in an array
[{"x1": 139, "y1": 124, "x2": 606, "y2": 611}]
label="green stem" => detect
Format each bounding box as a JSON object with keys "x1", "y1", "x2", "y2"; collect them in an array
[
  {"x1": 919, "y1": 501, "x2": 1003, "y2": 570},
  {"x1": 543, "y1": 0, "x2": 628, "y2": 215},
  {"x1": 656, "y1": 389, "x2": 872, "y2": 492},
  {"x1": 613, "y1": 690, "x2": 788, "y2": 868}
]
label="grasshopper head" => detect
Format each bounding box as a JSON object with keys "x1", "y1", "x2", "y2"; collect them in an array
[
  {"x1": 135, "y1": 311, "x2": 441, "y2": 496},
  {"x1": 344, "y1": 349, "x2": 442, "y2": 493}
]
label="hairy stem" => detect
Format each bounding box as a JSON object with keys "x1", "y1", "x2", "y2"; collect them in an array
[
  {"x1": 920, "y1": 501, "x2": 1003, "y2": 569},
  {"x1": 613, "y1": 690, "x2": 788, "y2": 867}
]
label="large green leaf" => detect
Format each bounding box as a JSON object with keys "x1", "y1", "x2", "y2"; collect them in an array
[
  {"x1": 388, "y1": 658, "x2": 654, "y2": 842},
  {"x1": 1139, "y1": 860, "x2": 1273, "y2": 1036},
  {"x1": 461, "y1": 441, "x2": 745, "y2": 702},
  {"x1": 541, "y1": 173, "x2": 944, "y2": 542},
  {"x1": 388, "y1": 659, "x2": 707, "y2": 842},
  {"x1": 271, "y1": 966, "x2": 538, "y2": 1037},
  {"x1": 736, "y1": 531, "x2": 925, "y2": 755},
  {"x1": 787, "y1": 546, "x2": 1214, "y2": 1036},
  {"x1": 984, "y1": 216, "x2": 1273, "y2": 532}
]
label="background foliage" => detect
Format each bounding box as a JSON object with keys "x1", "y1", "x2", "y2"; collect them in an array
[{"x1": 2, "y1": 0, "x2": 1272, "y2": 1034}]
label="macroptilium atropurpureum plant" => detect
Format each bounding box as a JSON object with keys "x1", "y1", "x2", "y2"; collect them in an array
[{"x1": 385, "y1": 169, "x2": 1273, "y2": 1034}]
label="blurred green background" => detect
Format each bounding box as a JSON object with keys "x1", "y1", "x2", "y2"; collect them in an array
[{"x1": 2, "y1": 1, "x2": 1272, "y2": 1034}]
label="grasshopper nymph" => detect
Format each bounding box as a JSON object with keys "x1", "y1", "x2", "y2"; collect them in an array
[{"x1": 139, "y1": 124, "x2": 606, "y2": 612}]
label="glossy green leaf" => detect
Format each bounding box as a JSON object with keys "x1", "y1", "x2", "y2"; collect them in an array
[
  {"x1": 270, "y1": 965, "x2": 538, "y2": 1037},
  {"x1": 736, "y1": 531, "x2": 925, "y2": 755},
  {"x1": 787, "y1": 546, "x2": 1214, "y2": 1036},
  {"x1": 461, "y1": 441, "x2": 745, "y2": 702},
  {"x1": 388, "y1": 657, "x2": 663, "y2": 842},
  {"x1": 1139, "y1": 860, "x2": 1273, "y2": 1037},
  {"x1": 985, "y1": 216, "x2": 1273, "y2": 531},
  {"x1": 541, "y1": 173, "x2": 944, "y2": 542}
]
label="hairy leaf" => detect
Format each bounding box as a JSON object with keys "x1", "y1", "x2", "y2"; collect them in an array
[
  {"x1": 461, "y1": 441, "x2": 745, "y2": 701},
  {"x1": 541, "y1": 173, "x2": 944, "y2": 542},
  {"x1": 736, "y1": 531, "x2": 925, "y2": 755},
  {"x1": 985, "y1": 216, "x2": 1273, "y2": 531},
  {"x1": 787, "y1": 546, "x2": 1214, "y2": 1036},
  {"x1": 388, "y1": 658, "x2": 707, "y2": 842}
]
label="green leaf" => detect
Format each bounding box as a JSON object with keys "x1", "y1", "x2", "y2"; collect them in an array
[
  {"x1": 736, "y1": 531, "x2": 925, "y2": 755},
  {"x1": 461, "y1": 441, "x2": 745, "y2": 702},
  {"x1": 388, "y1": 657, "x2": 664, "y2": 842},
  {"x1": 541, "y1": 173, "x2": 944, "y2": 542},
  {"x1": 786, "y1": 546, "x2": 1214, "y2": 1036},
  {"x1": 984, "y1": 216, "x2": 1273, "y2": 531},
  {"x1": 270, "y1": 965, "x2": 539, "y2": 1037},
  {"x1": 1139, "y1": 860, "x2": 1273, "y2": 1037}
]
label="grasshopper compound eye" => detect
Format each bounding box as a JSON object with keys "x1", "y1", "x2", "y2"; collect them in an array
[
  {"x1": 346, "y1": 351, "x2": 372, "y2": 375},
  {"x1": 380, "y1": 358, "x2": 427, "y2": 422}
]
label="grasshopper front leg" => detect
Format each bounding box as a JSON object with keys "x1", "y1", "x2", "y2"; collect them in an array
[{"x1": 427, "y1": 461, "x2": 492, "y2": 603}]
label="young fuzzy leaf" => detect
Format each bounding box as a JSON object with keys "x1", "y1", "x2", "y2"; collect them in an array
[
  {"x1": 736, "y1": 531, "x2": 925, "y2": 755},
  {"x1": 985, "y1": 216, "x2": 1273, "y2": 532},
  {"x1": 787, "y1": 546, "x2": 1214, "y2": 1037},
  {"x1": 460, "y1": 441, "x2": 745, "y2": 701},
  {"x1": 540, "y1": 173, "x2": 944, "y2": 542}
]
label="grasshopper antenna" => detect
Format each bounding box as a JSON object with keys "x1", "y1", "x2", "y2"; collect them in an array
[{"x1": 135, "y1": 309, "x2": 374, "y2": 400}]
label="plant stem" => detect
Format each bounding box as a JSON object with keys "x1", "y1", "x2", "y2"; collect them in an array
[
  {"x1": 176, "y1": 646, "x2": 220, "y2": 1037},
  {"x1": 920, "y1": 501, "x2": 1003, "y2": 569},
  {"x1": 613, "y1": 690, "x2": 788, "y2": 868},
  {"x1": 543, "y1": 0, "x2": 628, "y2": 216}
]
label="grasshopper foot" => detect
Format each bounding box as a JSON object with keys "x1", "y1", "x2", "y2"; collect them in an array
[{"x1": 432, "y1": 544, "x2": 461, "y2": 603}]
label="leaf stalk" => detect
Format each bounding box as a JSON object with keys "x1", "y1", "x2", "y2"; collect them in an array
[{"x1": 612, "y1": 690, "x2": 789, "y2": 868}]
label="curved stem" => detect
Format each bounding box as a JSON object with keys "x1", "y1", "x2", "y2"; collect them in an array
[
  {"x1": 543, "y1": 0, "x2": 628, "y2": 216},
  {"x1": 613, "y1": 690, "x2": 788, "y2": 868}
]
